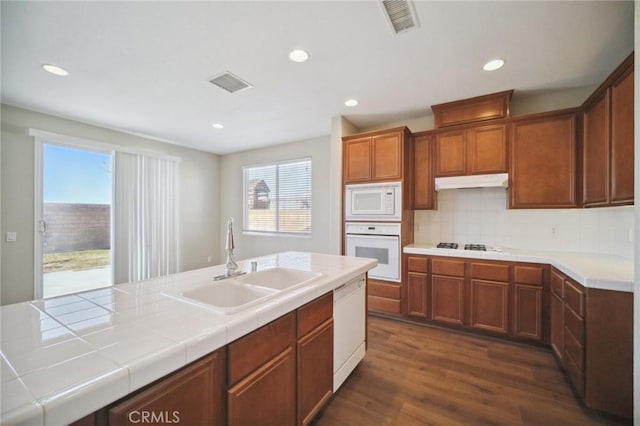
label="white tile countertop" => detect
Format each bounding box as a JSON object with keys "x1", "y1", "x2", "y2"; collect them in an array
[
  {"x1": 404, "y1": 244, "x2": 634, "y2": 293},
  {"x1": 0, "y1": 252, "x2": 376, "y2": 426}
]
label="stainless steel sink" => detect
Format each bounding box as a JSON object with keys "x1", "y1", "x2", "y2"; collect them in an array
[
  {"x1": 162, "y1": 267, "x2": 322, "y2": 315},
  {"x1": 237, "y1": 267, "x2": 322, "y2": 291}
]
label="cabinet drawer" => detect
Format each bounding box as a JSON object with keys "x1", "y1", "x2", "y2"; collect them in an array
[
  {"x1": 297, "y1": 293, "x2": 333, "y2": 339},
  {"x1": 564, "y1": 280, "x2": 585, "y2": 318},
  {"x1": 228, "y1": 313, "x2": 295, "y2": 385},
  {"x1": 564, "y1": 304, "x2": 585, "y2": 344},
  {"x1": 407, "y1": 256, "x2": 428, "y2": 273},
  {"x1": 368, "y1": 281, "x2": 401, "y2": 299},
  {"x1": 432, "y1": 259, "x2": 465, "y2": 277},
  {"x1": 368, "y1": 295, "x2": 401, "y2": 314},
  {"x1": 514, "y1": 265, "x2": 544, "y2": 286},
  {"x1": 564, "y1": 347, "x2": 585, "y2": 398},
  {"x1": 551, "y1": 270, "x2": 564, "y2": 297},
  {"x1": 564, "y1": 326, "x2": 585, "y2": 371},
  {"x1": 470, "y1": 262, "x2": 509, "y2": 282}
]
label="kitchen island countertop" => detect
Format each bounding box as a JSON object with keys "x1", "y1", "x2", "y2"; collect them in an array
[
  {"x1": 404, "y1": 244, "x2": 633, "y2": 293},
  {"x1": 0, "y1": 251, "x2": 376, "y2": 426}
]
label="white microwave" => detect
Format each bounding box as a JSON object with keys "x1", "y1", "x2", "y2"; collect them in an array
[{"x1": 345, "y1": 182, "x2": 402, "y2": 222}]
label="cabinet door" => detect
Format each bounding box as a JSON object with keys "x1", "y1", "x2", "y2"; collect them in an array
[
  {"x1": 435, "y1": 130, "x2": 466, "y2": 177},
  {"x1": 407, "y1": 272, "x2": 428, "y2": 318},
  {"x1": 372, "y1": 133, "x2": 402, "y2": 181},
  {"x1": 583, "y1": 90, "x2": 610, "y2": 206},
  {"x1": 550, "y1": 291, "x2": 564, "y2": 361},
  {"x1": 108, "y1": 350, "x2": 225, "y2": 426},
  {"x1": 343, "y1": 138, "x2": 371, "y2": 183},
  {"x1": 466, "y1": 124, "x2": 508, "y2": 175},
  {"x1": 228, "y1": 348, "x2": 295, "y2": 426},
  {"x1": 513, "y1": 283, "x2": 542, "y2": 341},
  {"x1": 413, "y1": 134, "x2": 436, "y2": 209},
  {"x1": 470, "y1": 279, "x2": 509, "y2": 335},
  {"x1": 431, "y1": 275, "x2": 464, "y2": 325},
  {"x1": 297, "y1": 319, "x2": 333, "y2": 426},
  {"x1": 610, "y1": 67, "x2": 634, "y2": 204},
  {"x1": 510, "y1": 114, "x2": 578, "y2": 208}
]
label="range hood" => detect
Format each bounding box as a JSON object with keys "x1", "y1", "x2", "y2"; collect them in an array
[{"x1": 434, "y1": 173, "x2": 509, "y2": 190}]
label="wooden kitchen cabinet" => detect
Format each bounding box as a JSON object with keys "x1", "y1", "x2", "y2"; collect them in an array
[
  {"x1": 368, "y1": 278, "x2": 402, "y2": 315},
  {"x1": 582, "y1": 53, "x2": 634, "y2": 207},
  {"x1": 412, "y1": 132, "x2": 436, "y2": 210},
  {"x1": 108, "y1": 349, "x2": 226, "y2": 426},
  {"x1": 296, "y1": 293, "x2": 333, "y2": 426},
  {"x1": 406, "y1": 255, "x2": 429, "y2": 318},
  {"x1": 512, "y1": 264, "x2": 546, "y2": 342},
  {"x1": 549, "y1": 267, "x2": 632, "y2": 418},
  {"x1": 510, "y1": 111, "x2": 579, "y2": 208},
  {"x1": 469, "y1": 261, "x2": 510, "y2": 335},
  {"x1": 342, "y1": 127, "x2": 411, "y2": 184},
  {"x1": 431, "y1": 258, "x2": 465, "y2": 325},
  {"x1": 434, "y1": 124, "x2": 507, "y2": 177},
  {"x1": 610, "y1": 63, "x2": 634, "y2": 204},
  {"x1": 228, "y1": 313, "x2": 296, "y2": 426}
]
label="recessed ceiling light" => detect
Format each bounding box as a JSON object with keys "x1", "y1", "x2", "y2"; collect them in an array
[
  {"x1": 42, "y1": 64, "x2": 69, "y2": 76},
  {"x1": 483, "y1": 59, "x2": 505, "y2": 71},
  {"x1": 344, "y1": 99, "x2": 359, "y2": 107},
  {"x1": 212, "y1": 123, "x2": 224, "y2": 129},
  {"x1": 288, "y1": 49, "x2": 309, "y2": 63}
]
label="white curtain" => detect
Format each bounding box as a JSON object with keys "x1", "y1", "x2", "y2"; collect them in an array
[{"x1": 114, "y1": 151, "x2": 178, "y2": 284}]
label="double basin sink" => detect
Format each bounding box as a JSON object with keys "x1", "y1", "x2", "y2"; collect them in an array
[{"x1": 163, "y1": 267, "x2": 322, "y2": 315}]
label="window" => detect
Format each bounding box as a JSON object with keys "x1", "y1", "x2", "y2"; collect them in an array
[{"x1": 243, "y1": 158, "x2": 312, "y2": 235}]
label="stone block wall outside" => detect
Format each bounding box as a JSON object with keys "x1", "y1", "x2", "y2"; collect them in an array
[{"x1": 43, "y1": 203, "x2": 110, "y2": 253}]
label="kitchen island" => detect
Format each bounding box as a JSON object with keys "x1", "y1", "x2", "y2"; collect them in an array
[{"x1": 0, "y1": 252, "x2": 376, "y2": 425}]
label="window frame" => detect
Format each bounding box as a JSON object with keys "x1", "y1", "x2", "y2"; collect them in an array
[{"x1": 242, "y1": 157, "x2": 312, "y2": 237}]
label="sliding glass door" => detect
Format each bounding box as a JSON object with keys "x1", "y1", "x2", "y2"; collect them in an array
[{"x1": 35, "y1": 141, "x2": 113, "y2": 298}]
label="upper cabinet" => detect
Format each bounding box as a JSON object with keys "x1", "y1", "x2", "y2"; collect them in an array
[
  {"x1": 431, "y1": 90, "x2": 513, "y2": 129},
  {"x1": 510, "y1": 111, "x2": 579, "y2": 209},
  {"x1": 343, "y1": 127, "x2": 411, "y2": 184},
  {"x1": 413, "y1": 133, "x2": 436, "y2": 210},
  {"x1": 434, "y1": 124, "x2": 508, "y2": 177},
  {"x1": 582, "y1": 53, "x2": 634, "y2": 207}
]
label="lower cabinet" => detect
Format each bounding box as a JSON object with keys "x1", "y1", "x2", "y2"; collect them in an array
[
  {"x1": 404, "y1": 255, "x2": 548, "y2": 343},
  {"x1": 228, "y1": 348, "x2": 296, "y2": 426},
  {"x1": 549, "y1": 267, "x2": 632, "y2": 419},
  {"x1": 296, "y1": 293, "x2": 334, "y2": 426},
  {"x1": 368, "y1": 278, "x2": 402, "y2": 315},
  {"x1": 106, "y1": 349, "x2": 226, "y2": 426},
  {"x1": 470, "y1": 279, "x2": 508, "y2": 335}
]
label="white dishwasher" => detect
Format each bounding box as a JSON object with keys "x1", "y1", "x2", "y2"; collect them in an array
[{"x1": 333, "y1": 274, "x2": 366, "y2": 392}]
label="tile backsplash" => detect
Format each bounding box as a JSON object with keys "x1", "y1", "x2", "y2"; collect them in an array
[{"x1": 414, "y1": 188, "x2": 634, "y2": 259}]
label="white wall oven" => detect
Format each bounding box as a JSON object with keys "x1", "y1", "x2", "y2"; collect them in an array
[
  {"x1": 345, "y1": 222, "x2": 400, "y2": 282},
  {"x1": 345, "y1": 182, "x2": 401, "y2": 222}
]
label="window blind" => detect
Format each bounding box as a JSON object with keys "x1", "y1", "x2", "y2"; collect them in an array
[{"x1": 244, "y1": 158, "x2": 312, "y2": 235}]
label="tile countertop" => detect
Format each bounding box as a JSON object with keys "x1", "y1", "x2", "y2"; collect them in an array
[
  {"x1": 404, "y1": 244, "x2": 634, "y2": 293},
  {"x1": 0, "y1": 252, "x2": 376, "y2": 426}
]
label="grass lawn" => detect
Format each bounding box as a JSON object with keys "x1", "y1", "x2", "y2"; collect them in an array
[{"x1": 44, "y1": 249, "x2": 110, "y2": 273}]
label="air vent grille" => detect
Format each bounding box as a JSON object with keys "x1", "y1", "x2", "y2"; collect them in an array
[
  {"x1": 209, "y1": 72, "x2": 253, "y2": 93},
  {"x1": 381, "y1": 0, "x2": 419, "y2": 34}
]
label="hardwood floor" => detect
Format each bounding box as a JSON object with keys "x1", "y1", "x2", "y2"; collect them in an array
[{"x1": 317, "y1": 315, "x2": 629, "y2": 426}]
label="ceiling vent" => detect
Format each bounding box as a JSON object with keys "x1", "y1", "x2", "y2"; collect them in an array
[
  {"x1": 380, "y1": 0, "x2": 419, "y2": 35},
  {"x1": 209, "y1": 72, "x2": 253, "y2": 94}
]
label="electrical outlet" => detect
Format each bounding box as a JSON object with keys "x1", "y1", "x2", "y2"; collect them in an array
[
  {"x1": 551, "y1": 226, "x2": 557, "y2": 235},
  {"x1": 207, "y1": 256, "x2": 212, "y2": 263},
  {"x1": 629, "y1": 228, "x2": 634, "y2": 243},
  {"x1": 6, "y1": 232, "x2": 16, "y2": 242}
]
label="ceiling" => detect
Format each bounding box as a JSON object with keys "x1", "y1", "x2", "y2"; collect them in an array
[{"x1": 1, "y1": 1, "x2": 634, "y2": 155}]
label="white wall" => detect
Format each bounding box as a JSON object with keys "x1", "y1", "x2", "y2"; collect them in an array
[
  {"x1": 414, "y1": 188, "x2": 634, "y2": 259},
  {"x1": 219, "y1": 136, "x2": 331, "y2": 261},
  {"x1": 0, "y1": 104, "x2": 221, "y2": 305}
]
